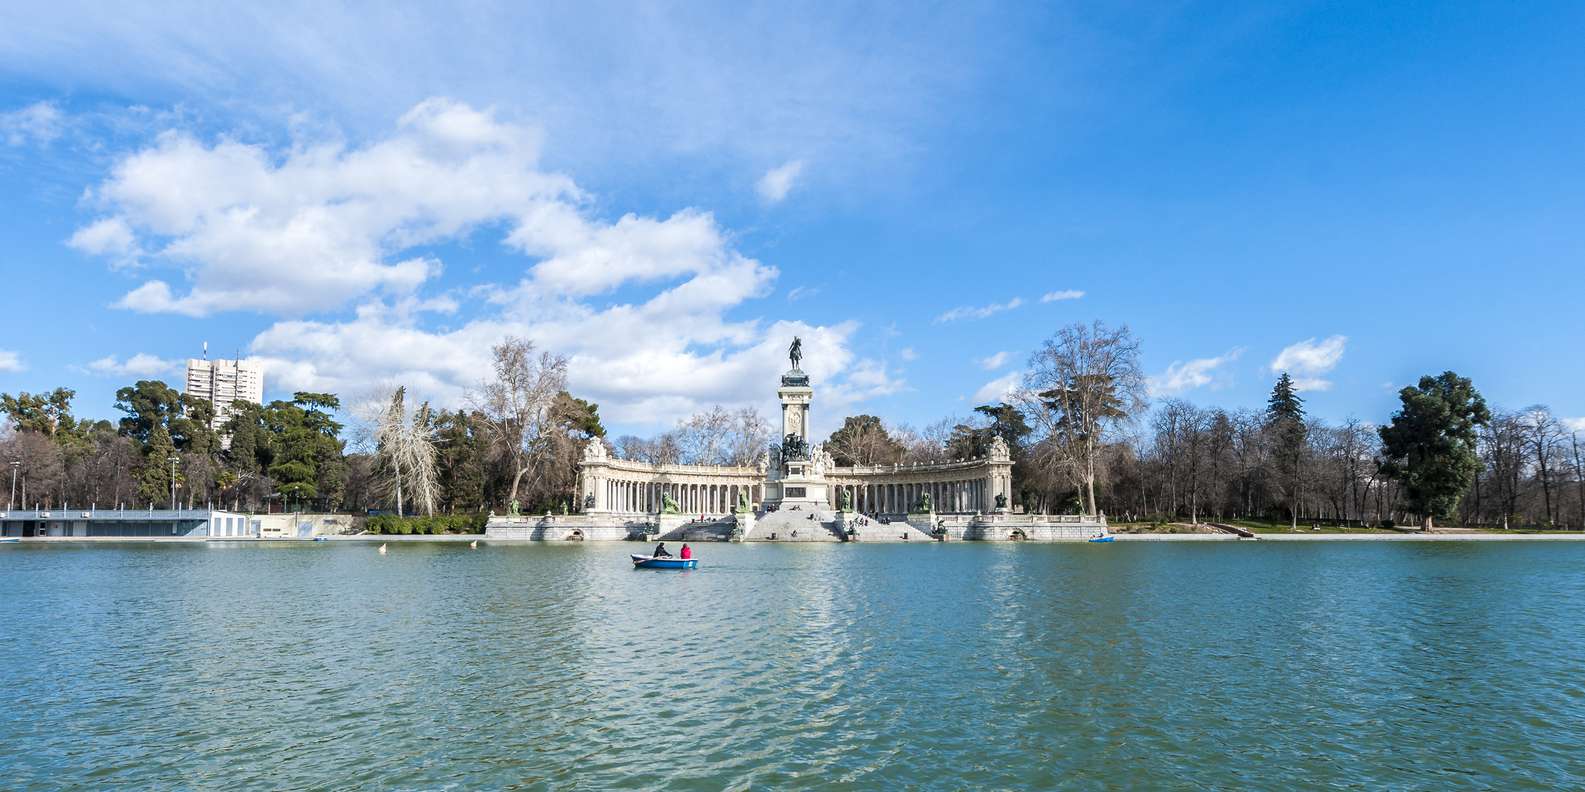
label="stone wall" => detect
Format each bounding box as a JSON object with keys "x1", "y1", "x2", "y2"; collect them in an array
[
  {"x1": 485, "y1": 514, "x2": 651, "y2": 541},
  {"x1": 485, "y1": 511, "x2": 1106, "y2": 542}
]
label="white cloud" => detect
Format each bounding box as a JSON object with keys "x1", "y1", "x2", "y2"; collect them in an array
[
  {"x1": 84, "y1": 353, "x2": 181, "y2": 378},
  {"x1": 972, "y1": 371, "x2": 1021, "y2": 404},
  {"x1": 786, "y1": 286, "x2": 818, "y2": 302},
  {"x1": 68, "y1": 217, "x2": 141, "y2": 267},
  {"x1": 0, "y1": 350, "x2": 23, "y2": 372},
  {"x1": 1149, "y1": 348, "x2": 1244, "y2": 396},
  {"x1": 1270, "y1": 335, "x2": 1347, "y2": 391},
  {"x1": 936, "y1": 297, "x2": 1023, "y2": 323},
  {"x1": 756, "y1": 160, "x2": 805, "y2": 203},
  {"x1": 979, "y1": 351, "x2": 1008, "y2": 370},
  {"x1": 249, "y1": 301, "x2": 899, "y2": 431},
  {"x1": 1564, "y1": 417, "x2": 1585, "y2": 433},
  {"x1": 1040, "y1": 289, "x2": 1084, "y2": 302},
  {"x1": 76, "y1": 98, "x2": 575, "y2": 316},
  {"x1": 65, "y1": 99, "x2": 913, "y2": 431},
  {"x1": 898, "y1": 347, "x2": 917, "y2": 362},
  {"x1": 1, "y1": 101, "x2": 62, "y2": 145}
]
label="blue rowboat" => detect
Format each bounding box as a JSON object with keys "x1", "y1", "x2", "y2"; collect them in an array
[
  {"x1": 631, "y1": 554, "x2": 697, "y2": 569},
  {"x1": 1087, "y1": 536, "x2": 1115, "y2": 543}
]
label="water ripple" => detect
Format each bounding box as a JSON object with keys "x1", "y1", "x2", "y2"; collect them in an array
[{"x1": 3, "y1": 541, "x2": 1584, "y2": 789}]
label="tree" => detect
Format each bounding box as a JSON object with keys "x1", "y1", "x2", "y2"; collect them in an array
[
  {"x1": 263, "y1": 392, "x2": 346, "y2": 511},
  {"x1": 434, "y1": 410, "x2": 486, "y2": 512},
  {"x1": 114, "y1": 380, "x2": 184, "y2": 447},
  {"x1": 1519, "y1": 406, "x2": 1566, "y2": 527},
  {"x1": 374, "y1": 387, "x2": 439, "y2": 516},
  {"x1": 475, "y1": 337, "x2": 570, "y2": 508},
  {"x1": 825, "y1": 415, "x2": 904, "y2": 466},
  {"x1": 1152, "y1": 399, "x2": 1211, "y2": 524},
  {"x1": 137, "y1": 424, "x2": 179, "y2": 506},
  {"x1": 1571, "y1": 430, "x2": 1585, "y2": 530},
  {"x1": 1265, "y1": 373, "x2": 1307, "y2": 530},
  {"x1": 1378, "y1": 371, "x2": 1490, "y2": 531},
  {"x1": 0, "y1": 388, "x2": 80, "y2": 436},
  {"x1": 1020, "y1": 321, "x2": 1146, "y2": 517},
  {"x1": 673, "y1": 405, "x2": 768, "y2": 467}
]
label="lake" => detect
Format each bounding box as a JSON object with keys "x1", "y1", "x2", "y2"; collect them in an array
[{"x1": 3, "y1": 541, "x2": 1583, "y2": 789}]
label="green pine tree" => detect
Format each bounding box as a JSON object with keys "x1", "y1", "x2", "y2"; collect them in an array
[
  {"x1": 1265, "y1": 373, "x2": 1307, "y2": 530},
  {"x1": 137, "y1": 423, "x2": 179, "y2": 507},
  {"x1": 1378, "y1": 371, "x2": 1490, "y2": 531}
]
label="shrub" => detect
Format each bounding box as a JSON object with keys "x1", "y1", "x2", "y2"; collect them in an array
[{"x1": 367, "y1": 513, "x2": 489, "y2": 534}]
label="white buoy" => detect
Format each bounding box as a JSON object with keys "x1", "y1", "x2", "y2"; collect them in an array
[
  {"x1": 378, "y1": 543, "x2": 388, "y2": 555},
  {"x1": 470, "y1": 540, "x2": 478, "y2": 549}
]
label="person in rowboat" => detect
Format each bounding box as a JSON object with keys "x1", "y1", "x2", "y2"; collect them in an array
[
  {"x1": 652, "y1": 542, "x2": 672, "y2": 558},
  {"x1": 680, "y1": 543, "x2": 692, "y2": 560}
]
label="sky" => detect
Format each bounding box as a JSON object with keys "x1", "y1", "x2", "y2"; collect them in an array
[{"x1": 1, "y1": 1, "x2": 1582, "y2": 438}]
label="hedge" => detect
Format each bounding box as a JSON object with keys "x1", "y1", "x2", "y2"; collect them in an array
[{"x1": 367, "y1": 513, "x2": 489, "y2": 535}]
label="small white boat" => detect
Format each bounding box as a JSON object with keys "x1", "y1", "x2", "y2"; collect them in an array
[
  {"x1": 0, "y1": 537, "x2": 18, "y2": 544},
  {"x1": 378, "y1": 543, "x2": 388, "y2": 555}
]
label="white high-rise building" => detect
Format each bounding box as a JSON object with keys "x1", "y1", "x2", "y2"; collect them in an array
[{"x1": 185, "y1": 345, "x2": 264, "y2": 432}]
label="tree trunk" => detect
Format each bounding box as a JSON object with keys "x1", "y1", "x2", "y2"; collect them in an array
[{"x1": 1422, "y1": 513, "x2": 1434, "y2": 532}]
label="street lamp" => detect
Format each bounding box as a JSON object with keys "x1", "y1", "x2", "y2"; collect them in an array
[{"x1": 167, "y1": 455, "x2": 181, "y2": 511}]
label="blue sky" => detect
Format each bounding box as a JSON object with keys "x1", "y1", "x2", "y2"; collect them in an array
[{"x1": 1, "y1": 1, "x2": 1582, "y2": 437}]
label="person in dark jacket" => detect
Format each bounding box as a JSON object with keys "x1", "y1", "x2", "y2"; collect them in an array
[{"x1": 652, "y1": 542, "x2": 672, "y2": 558}]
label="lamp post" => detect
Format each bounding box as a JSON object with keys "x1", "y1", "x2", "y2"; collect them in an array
[{"x1": 167, "y1": 455, "x2": 180, "y2": 511}]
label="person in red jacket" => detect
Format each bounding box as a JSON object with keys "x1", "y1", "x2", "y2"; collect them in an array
[{"x1": 680, "y1": 543, "x2": 692, "y2": 560}]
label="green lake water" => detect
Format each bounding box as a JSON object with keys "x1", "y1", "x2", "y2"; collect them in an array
[{"x1": 3, "y1": 541, "x2": 1583, "y2": 789}]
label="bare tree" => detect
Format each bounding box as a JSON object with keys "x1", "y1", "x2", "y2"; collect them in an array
[
  {"x1": 374, "y1": 387, "x2": 439, "y2": 516},
  {"x1": 1479, "y1": 411, "x2": 1527, "y2": 528},
  {"x1": 673, "y1": 406, "x2": 772, "y2": 466},
  {"x1": 474, "y1": 338, "x2": 569, "y2": 508},
  {"x1": 1521, "y1": 406, "x2": 1565, "y2": 526},
  {"x1": 1019, "y1": 321, "x2": 1146, "y2": 517},
  {"x1": 1572, "y1": 430, "x2": 1585, "y2": 530}
]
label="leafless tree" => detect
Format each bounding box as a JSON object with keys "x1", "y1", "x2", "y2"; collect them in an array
[
  {"x1": 674, "y1": 406, "x2": 772, "y2": 466},
  {"x1": 1521, "y1": 406, "x2": 1566, "y2": 526},
  {"x1": 1571, "y1": 430, "x2": 1585, "y2": 530},
  {"x1": 1019, "y1": 321, "x2": 1146, "y2": 517},
  {"x1": 374, "y1": 386, "x2": 439, "y2": 516},
  {"x1": 473, "y1": 337, "x2": 569, "y2": 507}
]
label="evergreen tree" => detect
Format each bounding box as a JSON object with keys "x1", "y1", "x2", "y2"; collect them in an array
[
  {"x1": 0, "y1": 388, "x2": 81, "y2": 435},
  {"x1": 435, "y1": 410, "x2": 485, "y2": 512},
  {"x1": 1265, "y1": 373, "x2": 1307, "y2": 529},
  {"x1": 136, "y1": 424, "x2": 179, "y2": 506},
  {"x1": 114, "y1": 380, "x2": 183, "y2": 446},
  {"x1": 263, "y1": 392, "x2": 346, "y2": 511},
  {"x1": 1378, "y1": 371, "x2": 1490, "y2": 530}
]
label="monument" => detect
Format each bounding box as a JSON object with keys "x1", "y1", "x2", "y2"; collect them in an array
[
  {"x1": 489, "y1": 339, "x2": 1102, "y2": 543},
  {"x1": 763, "y1": 336, "x2": 831, "y2": 511}
]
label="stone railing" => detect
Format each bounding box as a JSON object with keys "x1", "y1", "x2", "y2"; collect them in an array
[{"x1": 584, "y1": 459, "x2": 763, "y2": 477}]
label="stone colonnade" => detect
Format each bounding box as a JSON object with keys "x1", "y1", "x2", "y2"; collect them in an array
[
  {"x1": 582, "y1": 458, "x2": 763, "y2": 516},
  {"x1": 827, "y1": 478, "x2": 991, "y2": 514}
]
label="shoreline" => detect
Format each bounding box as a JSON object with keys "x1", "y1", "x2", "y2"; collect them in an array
[{"x1": 10, "y1": 532, "x2": 1585, "y2": 544}]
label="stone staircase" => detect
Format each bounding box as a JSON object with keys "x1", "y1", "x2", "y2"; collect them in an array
[
  {"x1": 845, "y1": 514, "x2": 938, "y2": 543},
  {"x1": 747, "y1": 508, "x2": 847, "y2": 542},
  {"x1": 657, "y1": 516, "x2": 739, "y2": 542}
]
